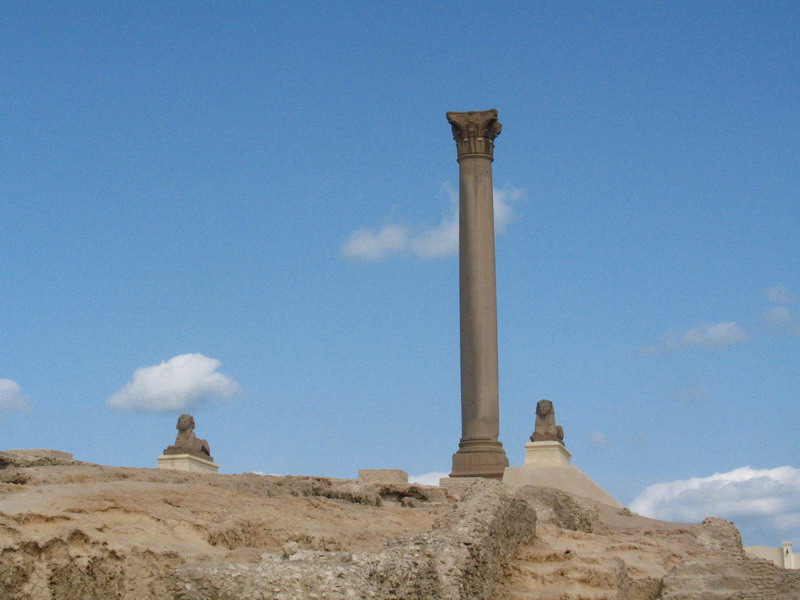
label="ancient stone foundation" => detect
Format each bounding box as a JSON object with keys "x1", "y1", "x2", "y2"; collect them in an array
[
  {"x1": 357, "y1": 469, "x2": 408, "y2": 484},
  {"x1": 175, "y1": 480, "x2": 536, "y2": 600}
]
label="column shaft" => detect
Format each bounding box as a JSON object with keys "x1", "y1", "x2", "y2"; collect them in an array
[
  {"x1": 446, "y1": 109, "x2": 508, "y2": 479},
  {"x1": 459, "y1": 155, "x2": 500, "y2": 441}
]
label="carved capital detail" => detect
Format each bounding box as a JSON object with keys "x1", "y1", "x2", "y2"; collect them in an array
[{"x1": 446, "y1": 109, "x2": 502, "y2": 159}]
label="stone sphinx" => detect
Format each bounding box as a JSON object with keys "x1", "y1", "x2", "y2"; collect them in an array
[
  {"x1": 163, "y1": 414, "x2": 213, "y2": 461},
  {"x1": 530, "y1": 399, "x2": 564, "y2": 445}
]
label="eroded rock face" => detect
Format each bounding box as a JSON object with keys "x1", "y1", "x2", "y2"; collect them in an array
[
  {"x1": 659, "y1": 518, "x2": 800, "y2": 600},
  {"x1": 2, "y1": 458, "x2": 800, "y2": 600},
  {"x1": 176, "y1": 480, "x2": 538, "y2": 600},
  {"x1": 0, "y1": 462, "x2": 452, "y2": 600},
  {"x1": 0, "y1": 449, "x2": 74, "y2": 469},
  {"x1": 501, "y1": 499, "x2": 800, "y2": 600}
]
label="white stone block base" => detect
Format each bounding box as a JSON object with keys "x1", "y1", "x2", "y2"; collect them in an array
[
  {"x1": 524, "y1": 441, "x2": 571, "y2": 466},
  {"x1": 157, "y1": 454, "x2": 218, "y2": 474}
]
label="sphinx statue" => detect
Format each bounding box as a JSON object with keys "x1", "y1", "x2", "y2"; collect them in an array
[
  {"x1": 530, "y1": 399, "x2": 564, "y2": 445},
  {"x1": 163, "y1": 414, "x2": 213, "y2": 461}
]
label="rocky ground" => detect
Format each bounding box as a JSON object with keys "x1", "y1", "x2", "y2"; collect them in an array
[{"x1": 0, "y1": 450, "x2": 798, "y2": 599}]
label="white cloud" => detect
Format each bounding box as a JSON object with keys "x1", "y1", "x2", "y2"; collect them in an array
[
  {"x1": 679, "y1": 322, "x2": 748, "y2": 347},
  {"x1": 106, "y1": 353, "x2": 240, "y2": 413},
  {"x1": 342, "y1": 185, "x2": 524, "y2": 261},
  {"x1": 408, "y1": 212, "x2": 458, "y2": 259},
  {"x1": 763, "y1": 306, "x2": 793, "y2": 324},
  {"x1": 341, "y1": 224, "x2": 409, "y2": 261},
  {"x1": 589, "y1": 430, "x2": 611, "y2": 447},
  {"x1": 491, "y1": 186, "x2": 522, "y2": 233},
  {"x1": 630, "y1": 466, "x2": 800, "y2": 546},
  {"x1": 660, "y1": 321, "x2": 748, "y2": 350},
  {"x1": 761, "y1": 286, "x2": 800, "y2": 335},
  {"x1": 0, "y1": 379, "x2": 30, "y2": 413},
  {"x1": 409, "y1": 471, "x2": 448, "y2": 486},
  {"x1": 766, "y1": 285, "x2": 796, "y2": 305}
]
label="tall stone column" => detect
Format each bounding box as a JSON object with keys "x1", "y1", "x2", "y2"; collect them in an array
[{"x1": 446, "y1": 109, "x2": 509, "y2": 479}]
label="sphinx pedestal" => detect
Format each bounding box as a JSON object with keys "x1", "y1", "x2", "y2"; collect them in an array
[
  {"x1": 157, "y1": 453, "x2": 219, "y2": 474},
  {"x1": 503, "y1": 443, "x2": 622, "y2": 508},
  {"x1": 523, "y1": 441, "x2": 572, "y2": 466}
]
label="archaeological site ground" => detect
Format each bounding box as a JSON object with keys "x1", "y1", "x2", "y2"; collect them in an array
[{"x1": 1, "y1": 450, "x2": 799, "y2": 599}]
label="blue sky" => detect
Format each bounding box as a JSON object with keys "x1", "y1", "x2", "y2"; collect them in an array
[{"x1": 1, "y1": 2, "x2": 798, "y2": 545}]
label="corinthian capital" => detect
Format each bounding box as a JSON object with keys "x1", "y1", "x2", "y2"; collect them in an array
[{"x1": 446, "y1": 109, "x2": 502, "y2": 159}]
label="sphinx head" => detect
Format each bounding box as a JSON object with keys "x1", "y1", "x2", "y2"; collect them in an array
[
  {"x1": 176, "y1": 413, "x2": 195, "y2": 432},
  {"x1": 536, "y1": 399, "x2": 554, "y2": 417}
]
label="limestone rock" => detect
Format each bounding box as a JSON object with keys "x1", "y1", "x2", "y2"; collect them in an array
[{"x1": 1, "y1": 459, "x2": 799, "y2": 600}]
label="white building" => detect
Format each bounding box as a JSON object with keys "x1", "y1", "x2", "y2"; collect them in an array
[{"x1": 745, "y1": 542, "x2": 798, "y2": 569}]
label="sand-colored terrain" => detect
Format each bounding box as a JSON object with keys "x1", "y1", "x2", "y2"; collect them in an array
[{"x1": 1, "y1": 450, "x2": 798, "y2": 599}]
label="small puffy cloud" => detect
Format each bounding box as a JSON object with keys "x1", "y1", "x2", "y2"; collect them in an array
[
  {"x1": 107, "y1": 353, "x2": 240, "y2": 413},
  {"x1": 630, "y1": 466, "x2": 800, "y2": 545},
  {"x1": 762, "y1": 306, "x2": 793, "y2": 325},
  {"x1": 342, "y1": 185, "x2": 524, "y2": 261},
  {"x1": 766, "y1": 285, "x2": 796, "y2": 305},
  {"x1": 341, "y1": 224, "x2": 409, "y2": 261},
  {"x1": 658, "y1": 322, "x2": 748, "y2": 351},
  {"x1": 409, "y1": 471, "x2": 448, "y2": 486},
  {"x1": 0, "y1": 379, "x2": 30, "y2": 414},
  {"x1": 761, "y1": 288, "x2": 800, "y2": 335},
  {"x1": 408, "y1": 212, "x2": 458, "y2": 259},
  {"x1": 679, "y1": 322, "x2": 748, "y2": 347},
  {"x1": 589, "y1": 431, "x2": 611, "y2": 448}
]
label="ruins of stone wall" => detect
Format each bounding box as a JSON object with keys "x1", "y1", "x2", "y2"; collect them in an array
[
  {"x1": 659, "y1": 517, "x2": 800, "y2": 599},
  {"x1": 0, "y1": 535, "x2": 181, "y2": 600},
  {"x1": 175, "y1": 480, "x2": 537, "y2": 600},
  {"x1": 0, "y1": 449, "x2": 74, "y2": 469}
]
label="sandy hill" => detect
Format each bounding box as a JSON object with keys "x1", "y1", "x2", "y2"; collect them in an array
[{"x1": 0, "y1": 450, "x2": 798, "y2": 600}]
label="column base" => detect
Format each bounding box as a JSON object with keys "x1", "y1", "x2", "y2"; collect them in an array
[{"x1": 450, "y1": 439, "x2": 509, "y2": 479}]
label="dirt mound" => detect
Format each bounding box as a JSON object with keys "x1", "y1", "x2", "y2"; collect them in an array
[
  {"x1": 0, "y1": 462, "x2": 452, "y2": 599},
  {"x1": 1, "y1": 457, "x2": 798, "y2": 599},
  {"x1": 502, "y1": 491, "x2": 800, "y2": 600}
]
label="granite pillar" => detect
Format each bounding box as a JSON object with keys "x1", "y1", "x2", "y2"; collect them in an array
[{"x1": 446, "y1": 109, "x2": 509, "y2": 479}]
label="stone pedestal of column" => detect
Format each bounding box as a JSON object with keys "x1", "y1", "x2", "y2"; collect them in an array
[{"x1": 446, "y1": 109, "x2": 509, "y2": 479}]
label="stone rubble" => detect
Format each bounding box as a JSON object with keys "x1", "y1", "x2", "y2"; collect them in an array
[{"x1": 2, "y1": 458, "x2": 800, "y2": 599}]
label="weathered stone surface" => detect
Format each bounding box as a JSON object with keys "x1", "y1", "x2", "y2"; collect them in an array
[
  {"x1": 175, "y1": 479, "x2": 537, "y2": 600},
  {"x1": 163, "y1": 413, "x2": 214, "y2": 461},
  {"x1": 357, "y1": 469, "x2": 408, "y2": 484},
  {"x1": 502, "y1": 506, "x2": 800, "y2": 600},
  {"x1": 659, "y1": 517, "x2": 800, "y2": 599},
  {"x1": 530, "y1": 399, "x2": 564, "y2": 444},
  {"x1": 3, "y1": 461, "x2": 799, "y2": 600},
  {"x1": 0, "y1": 449, "x2": 74, "y2": 468},
  {"x1": 514, "y1": 486, "x2": 600, "y2": 533},
  {"x1": 0, "y1": 463, "x2": 450, "y2": 600}
]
